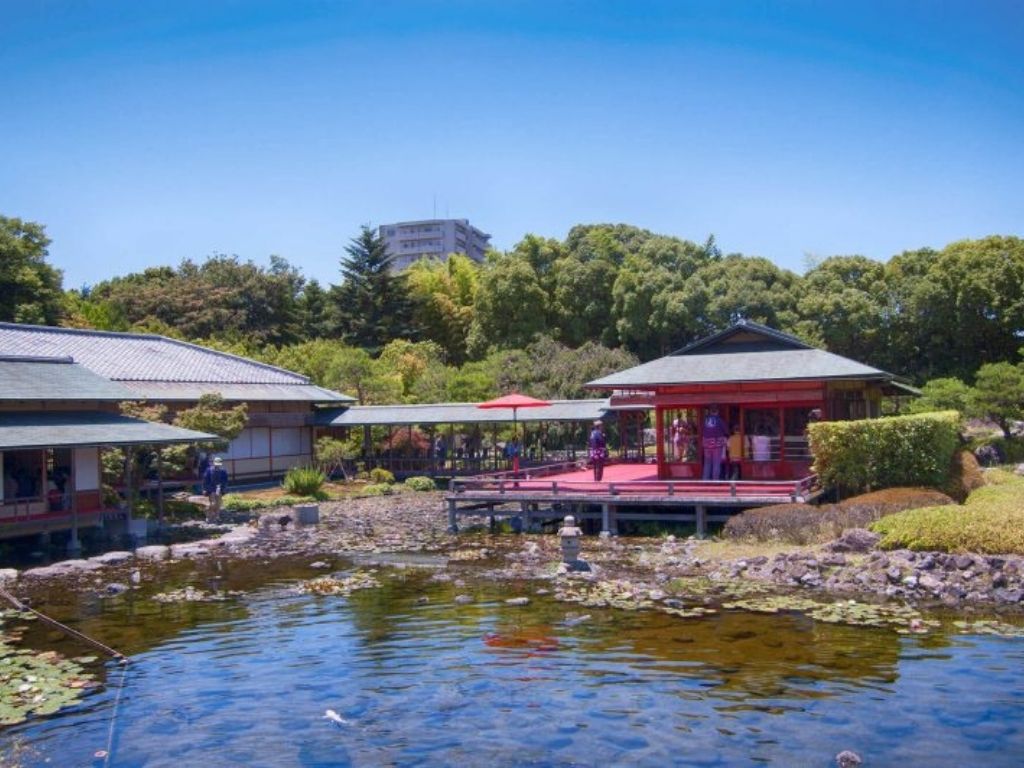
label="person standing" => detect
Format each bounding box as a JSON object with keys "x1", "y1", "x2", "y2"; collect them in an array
[
  {"x1": 203, "y1": 457, "x2": 229, "y2": 522},
  {"x1": 588, "y1": 420, "x2": 609, "y2": 481},
  {"x1": 701, "y1": 405, "x2": 729, "y2": 480}
]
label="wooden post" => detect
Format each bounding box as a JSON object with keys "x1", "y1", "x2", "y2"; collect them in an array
[
  {"x1": 520, "y1": 500, "x2": 530, "y2": 533},
  {"x1": 156, "y1": 447, "x2": 165, "y2": 528},
  {"x1": 695, "y1": 504, "x2": 707, "y2": 538},
  {"x1": 68, "y1": 448, "x2": 80, "y2": 555},
  {"x1": 447, "y1": 497, "x2": 458, "y2": 533},
  {"x1": 600, "y1": 503, "x2": 611, "y2": 537}
]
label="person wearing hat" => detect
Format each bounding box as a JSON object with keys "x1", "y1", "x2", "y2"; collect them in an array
[
  {"x1": 588, "y1": 420, "x2": 609, "y2": 481},
  {"x1": 202, "y1": 456, "x2": 229, "y2": 522}
]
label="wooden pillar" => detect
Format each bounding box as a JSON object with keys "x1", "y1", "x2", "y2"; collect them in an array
[
  {"x1": 68, "y1": 448, "x2": 80, "y2": 555},
  {"x1": 156, "y1": 447, "x2": 165, "y2": 528},
  {"x1": 444, "y1": 495, "x2": 456, "y2": 532},
  {"x1": 519, "y1": 500, "x2": 530, "y2": 533},
  {"x1": 695, "y1": 505, "x2": 707, "y2": 538},
  {"x1": 600, "y1": 503, "x2": 612, "y2": 537},
  {"x1": 124, "y1": 447, "x2": 134, "y2": 519},
  {"x1": 655, "y1": 408, "x2": 666, "y2": 477}
]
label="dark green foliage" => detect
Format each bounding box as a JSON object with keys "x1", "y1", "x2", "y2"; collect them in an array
[
  {"x1": 331, "y1": 225, "x2": 414, "y2": 353},
  {"x1": 282, "y1": 466, "x2": 327, "y2": 497},
  {"x1": 808, "y1": 411, "x2": 962, "y2": 496},
  {"x1": 0, "y1": 215, "x2": 64, "y2": 325},
  {"x1": 368, "y1": 468, "x2": 396, "y2": 485},
  {"x1": 404, "y1": 476, "x2": 437, "y2": 492}
]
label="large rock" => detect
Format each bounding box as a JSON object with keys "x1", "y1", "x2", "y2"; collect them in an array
[
  {"x1": 134, "y1": 545, "x2": 170, "y2": 560},
  {"x1": 0, "y1": 568, "x2": 18, "y2": 586},
  {"x1": 89, "y1": 551, "x2": 134, "y2": 566},
  {"x1": 23, "y1": 559, "x2": 104, "y2": 579},
  {"x1": 828, "y1": 529, "x2": 880, "y2": 553}
]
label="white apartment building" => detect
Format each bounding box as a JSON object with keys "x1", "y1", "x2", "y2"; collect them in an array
[{"x1": 379, "y1": 219, "x2": 491, "y2": 270}]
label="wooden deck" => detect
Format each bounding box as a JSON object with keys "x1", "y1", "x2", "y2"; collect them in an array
[{"x1": 445, "y1": 461, "x2": 820, "y2": 536}]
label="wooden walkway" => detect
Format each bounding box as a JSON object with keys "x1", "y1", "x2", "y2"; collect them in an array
[{"x1": 445, "y1": 461, "x2": 820, "y2": 536}]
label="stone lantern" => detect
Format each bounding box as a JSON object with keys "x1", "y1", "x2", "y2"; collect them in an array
[{"x1": 558, "y1": 515, "x2": 583, "y2": 566}]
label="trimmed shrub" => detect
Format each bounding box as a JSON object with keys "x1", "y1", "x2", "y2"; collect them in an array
[
  {"x1": 871, "y1": 474, "x2": 1024, "y2": 554},
  {"x1": 808, "y1": 410, "x2": 961, "y2": 496},
  {"x1": 222, "y1": 494, "x2": 308, "y2": 512},
  {"x1": 368, "y1": 468, "x2": 396, "y2": 485},
  {"x1": 404, "y1": 476, "x2": 437, "y2": 492},
  {"x1": 282, "y1": 466, "x2": 326, "y2": 497},
  {"x1": 360, "y1": 483, "x2": 395, "y2": 497},
  {"x1": 723, "y1": 504, "x2": 831, "y2": 545},
  {"x1": 724, "y1": 487, "x2": 955, "y2": 545}
]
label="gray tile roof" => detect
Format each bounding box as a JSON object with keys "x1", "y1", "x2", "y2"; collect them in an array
[
  {"x1": 0, "y1": 411, "x2": 215, "y2": 450},
  {"x1": 587, "y1": 348, "x2": 894, "y2": 389},
  {"x1": 0, "y1": 323, "x2": 354, "y2": 402},
  {"x1": 316, "y1": 399, "x2": 611, "y2": 427},
  {"x1": 0, "y1": 357, "x2": 134, "y2": 401},
  {"x1": 123, "y1": 382, "x2": 352, "y2": 403}
]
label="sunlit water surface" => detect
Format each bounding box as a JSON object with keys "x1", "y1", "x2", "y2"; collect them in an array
[{"x1": 6, "y1": 560, "x2": 1024, "y2": 767}]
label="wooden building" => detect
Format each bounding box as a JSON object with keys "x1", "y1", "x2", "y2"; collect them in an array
[
  {"x1": 0, "y1": 356, "x2": 213, "y2": 541},
  {"x1": 0, "y1": 323, "x2": 354, "y2": 481},
  {"x1": 586, "y1": 320, "x2": 914, "y2": 482}
]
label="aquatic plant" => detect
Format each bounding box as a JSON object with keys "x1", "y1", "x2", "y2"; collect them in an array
[
  {"x1": 0, "y1": 611, "x2": 98, "y2": 726},
  {"x1": 296, "y1": 571, "x2": 381, "y2": 596}
]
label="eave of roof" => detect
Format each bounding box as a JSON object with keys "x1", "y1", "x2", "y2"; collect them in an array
[
  {"x1": 122, "y1": 382, "x2": 355, "y2": 403},
  {"x1": 586, "y1": 348, "x2": 899, "y2": 389},
  {"x1": 0, "y1": 411, "x2": 216, "y2": 450},
  {"x1": 0, "y1": 357, "x2": 135, "y2": 401},
  {"x1": 315, "y1": 399, "x2": 610, "y2": 427}
]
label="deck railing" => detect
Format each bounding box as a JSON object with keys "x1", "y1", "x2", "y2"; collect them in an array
[{"x1": 450, "y1": 466, "x2": 819, "y2": 503}]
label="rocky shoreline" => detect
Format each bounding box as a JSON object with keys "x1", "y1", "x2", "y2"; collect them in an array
[{"x1": 2, "y1": 493, "x2": 1023, "y2": 618}]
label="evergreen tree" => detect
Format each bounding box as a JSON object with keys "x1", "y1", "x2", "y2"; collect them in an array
[{"x1": 330, "y1": 225, "x2": 414, "y2": 352}]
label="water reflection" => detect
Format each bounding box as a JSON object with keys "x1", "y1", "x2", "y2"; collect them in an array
[{"x1": 6, "y1": 563, "x2": 1024, "y2": 767}]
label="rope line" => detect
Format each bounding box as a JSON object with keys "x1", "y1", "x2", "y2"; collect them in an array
[
  {"x1": 99, "y1": 660, "x2": 130, "y2": 767},
  {"x1": 0, "y1": 585, "x2": 128, "y2": 662}
]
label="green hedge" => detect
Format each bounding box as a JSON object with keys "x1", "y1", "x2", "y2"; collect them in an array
[
  {"x1": 870, "y1": 473, "x2": 1024, "y2": 554},
  {"x1": 808, "y1": 410, "x2": 961, "y2": 495}
]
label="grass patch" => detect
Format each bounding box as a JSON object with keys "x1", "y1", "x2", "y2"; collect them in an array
[{"x1": 870, "y1": 473, "x2": 1024, "y2": 554}]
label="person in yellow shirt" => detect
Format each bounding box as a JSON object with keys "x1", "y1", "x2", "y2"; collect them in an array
[{"x1": 726, "y1": 424, "x2": 743, "y2": 480}]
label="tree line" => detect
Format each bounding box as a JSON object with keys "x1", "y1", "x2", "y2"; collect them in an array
[{"x1": 2, "y1": 213, "x2": 1023, "y2": 405}]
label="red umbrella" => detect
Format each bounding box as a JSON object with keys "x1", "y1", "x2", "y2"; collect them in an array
[{"x1": 477, "y1": 392, "x2": 551, "y2": 472}]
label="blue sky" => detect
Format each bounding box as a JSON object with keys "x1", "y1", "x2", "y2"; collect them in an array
[{"x1": 1, "y1": 1, "x2": 1021, "y2": 289}]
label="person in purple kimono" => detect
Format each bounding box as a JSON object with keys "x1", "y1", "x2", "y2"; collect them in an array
[
  {"x1": 588, "y1": 420, "x2": 609, "y2": 481},
  {"x1": 701, "y1": 405, "x2": 729, "y2": 480}
]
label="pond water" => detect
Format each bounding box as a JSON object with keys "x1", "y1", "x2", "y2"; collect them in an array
[{"x1": 5, "y1": 558, "x2": 1024, "y2": 767}]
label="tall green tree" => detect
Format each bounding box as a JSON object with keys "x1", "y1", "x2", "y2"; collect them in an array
[
  {"x1": 331, "y1": 225, "x2": 414, "y2": 353},
  {"x1": 406, "y1": 254, "x2": 479, "y2": 364},
  {"x1": 467, "y1": 255, "x2": 548, "y2": 356},
  {"x1": 967, "y1": 362, "x2": 1024, "y2": 439},
  {"x1": 0, "y1": 215, "x2": 64, "y2": 325}
]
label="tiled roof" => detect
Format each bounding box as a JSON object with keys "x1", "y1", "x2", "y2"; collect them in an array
[
  {"x1": 315, "y1": 399, "x2": 611, "y2": 427},
  {"x1": 0, "y1": 411, "x2": 215, "y2": 450},
  {"x1": 0, "y1": 356, "x2": 134, "y2": 401},
  {"x1": 124, "y1": 382, "x2": 352, "y2": 403},
  {"x1": 0, "y1": 323, "x2": 354, "y2": 402},
  {"x1": 587, "y1": 348, "x2": 893, "y2": 389}
]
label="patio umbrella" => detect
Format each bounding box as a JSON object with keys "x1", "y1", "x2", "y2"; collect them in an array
[{"x1": 477, "y1": 392, "x2": 551, "y2": 472}]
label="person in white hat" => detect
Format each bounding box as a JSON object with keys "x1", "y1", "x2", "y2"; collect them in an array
[{"x1": 202, "y1": 456, "x2": 229, "y2": 522}]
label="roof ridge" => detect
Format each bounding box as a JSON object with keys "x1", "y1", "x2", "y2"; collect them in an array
[
  {"x1": 0, "y1": 321, "x2": 312, "y2": 385},
  {"x1": 670, "y1": 320, "x2": 813, "y2": 356},
  {"x1": 0, "y1": 354, "x2": 75, "y2": 364}
]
